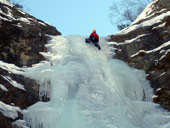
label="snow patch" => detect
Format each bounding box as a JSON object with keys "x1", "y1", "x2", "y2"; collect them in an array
[
  {"x1": 152, "y1": 95, "x2": 158, "y2": 99},
  {"x1": 131, "y1": 50, "x2": 146, "y2": 58},
  {"x1": 127, "y1": 34, "x2": 150, "y2": 45},
  {"x1": 18, "y1": 9, "x2": 26, "y2": 15},
  {"x1": 160, "y1": 72, "x2": 166, "y2": 77},
  {"x1": 152, "y1": 22, "x2": 166, "y2": 30},
  {"x1": 107, "y1": 41, "x2": 118, "y2": 46},
  {"x1": 131, "y1": 41, "x2": 170, "y2": 58},
  {"x1": 118, "y1": 11, "x2": 170, "y2": 35},
  {"x1": 12, "y1": 23, "x2": 22, "y2": 28},
  {"x1": 0, "y1": 15, "x2": 11, "y2": 21},
  {"x1": 160, "y1": 49, "x2": 170, "y2": 60},
  {"x1": 108, "y1": 34, "x2": 151, "y2": 47},
  {"x1": 0, "y1": 0, "x2": 13, "y2": 7},
  {"x1": 0, "y1": 84, "x2": 8, "y2": 92},
  {"x1": 1, "y1": 75, "x2": 26, "y2": 91},
  {"x1": 0, "y1": 101, "x2": 21, "y2": 120},
  {"x1": 133, "y1": 1, "x2": 156, "y2": 24},
  {"x1": 156, "y1": 88, "x2": 161, "y2": 91},
  {"x1": 18, "y1": 17, "x2": 30, "y2": 23},
  {"x1": 38, "y1": 21, "x2": 47, "y2": 26},
  {"x1": 0, "y1": 61, "x2": 24, "y2": 74},
  {"x1": 160, "y1": 49, "x2": 165, "y2": 54},
  {"x1": 0, "y1": 6, "x2": 15, "y2": 20},
  {"x1": 12, "y1": 119, "x2": 28, "y2": 128}
]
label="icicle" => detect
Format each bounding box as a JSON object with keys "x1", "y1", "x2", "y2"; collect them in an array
[
  {"x1": 39, "y1": 77, "x2": 51, "y2": 101},
  {"x1": 23, "y1": 35, "x2": 170, "y2": 128}
]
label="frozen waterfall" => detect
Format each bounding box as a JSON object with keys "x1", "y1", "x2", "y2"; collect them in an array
[{"x1": 23, "y1": 35, "x2": 170, "y2": 128}]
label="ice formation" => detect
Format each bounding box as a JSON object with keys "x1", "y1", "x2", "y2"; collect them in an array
[{"x1": 22, "y1": 35, "x2": 170, "y2": 128}]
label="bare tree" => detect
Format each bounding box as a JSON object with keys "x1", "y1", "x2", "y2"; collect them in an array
[{"x1": 109, "y1": 0, "x2": 153, "y2": 30}]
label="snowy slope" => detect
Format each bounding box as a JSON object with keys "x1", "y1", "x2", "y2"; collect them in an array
[{"x1": 15, "y1": 35, "x2": 170, "y2": 128}]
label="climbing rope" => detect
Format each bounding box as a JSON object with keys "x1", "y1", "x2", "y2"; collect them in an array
[
  {"x1": 84, "y1": 40, "x2": 150, "y2": 128},
  {"x1": 95, "y1": 45, "x2": 151, "y2": 128}
]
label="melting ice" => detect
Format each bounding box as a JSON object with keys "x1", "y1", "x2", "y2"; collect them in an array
[{"x1": 23, "y1": 35, "x2": 170, "y2": 128}]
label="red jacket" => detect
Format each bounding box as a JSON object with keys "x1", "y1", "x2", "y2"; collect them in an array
[{"x1": 90, "y1": 32, "x2": 99, "y2": 41}]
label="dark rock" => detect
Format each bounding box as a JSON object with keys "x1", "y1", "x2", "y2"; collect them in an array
[
  {"x1": 0, "y1": 0, "x2": 61, "y2": 127},
  {"x1": 0, "y1": 112, "x2": 13, "y2": 128},
  {"x1": 0, "y1": 1, "x2": 61, "y2": 67},
  {"x1": 153, "y1": 86, "x2": 170, "y2": 110},
  {"x1": 0, "y1": 67, "x2": 40, "y2": 127},
  {"x1": 0, "y1": 68, "x2": 39, "y2": 108},
  {"x1": 108, "y1": 0, "x2": 170, "y2": 110}
]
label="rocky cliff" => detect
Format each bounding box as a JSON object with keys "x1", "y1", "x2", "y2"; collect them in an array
[
  {"x1": 0, "y1": 0, "x2": 61, "y2": 127},
  {"x1": 108, "y1": 0, "x2": 170, "y2": 110}
]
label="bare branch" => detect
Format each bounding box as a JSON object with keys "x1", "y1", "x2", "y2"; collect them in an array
[{"x1": 109, "y1": 0, "x2": 152, "y2": 28}]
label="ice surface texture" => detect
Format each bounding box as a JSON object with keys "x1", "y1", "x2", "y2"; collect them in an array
[{"x1": 23, "y1": 35, "x2": 170, "y2": 128}]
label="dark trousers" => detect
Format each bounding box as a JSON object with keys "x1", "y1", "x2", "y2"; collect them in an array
[
  {"x1": 88, "y1": 37, "x2": 99, "y2": 47},
  {"x1": 85, "y1": 38, "x2": 101, "y2": 50}
]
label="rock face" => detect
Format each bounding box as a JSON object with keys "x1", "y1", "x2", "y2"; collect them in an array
[
  {"x1": 0, "y1": 67, "x2": 40, "y2": 127},
  {"x1": 0, "y1": 0, "x2": 61, "y2": 127},
  {"x1": 153, "y1": 86, "x2": 170, "y2": 110},
  {"x1": 0, "y1": 0, "x2": 61, "y2": 67},
  {"x1": 108, "y1": 0, "x2": 170, "y2": 110}
]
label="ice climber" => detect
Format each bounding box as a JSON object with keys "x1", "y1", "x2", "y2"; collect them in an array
[{"x1": 85, "y1": 30, "x2": 101, "y2": 50}]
